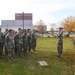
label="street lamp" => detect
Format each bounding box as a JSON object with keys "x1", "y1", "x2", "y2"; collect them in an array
[{"x1": 7, "y1": 24, "x2": 8, "y2": 29}]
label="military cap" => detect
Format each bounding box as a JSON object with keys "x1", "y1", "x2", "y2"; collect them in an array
[
  {"x1": 8, "y1": 29, "x2": 13, "y2": 32},
  {"x1": 59, "y1": 27, "x2": 63, "y2": 29},
  {"x1": 18, "y1": 28, "x2": 22, "y2": 30}
]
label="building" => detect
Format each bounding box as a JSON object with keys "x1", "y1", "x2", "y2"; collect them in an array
[{"x1": 0, "y1": 13, "x2": 33, "y2": 32}]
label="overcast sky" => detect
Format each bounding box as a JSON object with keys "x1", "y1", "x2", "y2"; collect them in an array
[{"x1": 0, "y1": 0, "x2": 75, "y2": 29}]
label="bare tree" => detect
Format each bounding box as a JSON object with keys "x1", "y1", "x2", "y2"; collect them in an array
[
  {"x1": 50, "y1": 23, "x2": 56, "y2": 36},
  {"x1": 37, "y1": 20, "x2": 47, "y2": 37}
]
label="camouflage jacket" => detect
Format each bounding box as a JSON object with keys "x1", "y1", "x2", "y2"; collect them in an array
[
  {"x1": 0, "y1": 32, "x2": 4, "y2": 43},
  {"x1": 27, "y1": 33, "x2": 32, "y2": 44},
  {"x1": 23, "y1": 33, "x2": 28, "y2": 45},
  {"x1": 5, "y1": 34, "x2": 15, "y2": 48},
  {"x1": 32, "y1": 33, "x2": 37, "y2": 42},
  {"x1": 15, "y1": 32, "x2": 23, "y2": 45},
  {"x1": 57, "y1": 31, "x2": 63, "y2": 44}
]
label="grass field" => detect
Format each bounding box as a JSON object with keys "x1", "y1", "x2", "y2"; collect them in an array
[{"x1": 0, "y1": 38, "x2": 75, "y2": 75}]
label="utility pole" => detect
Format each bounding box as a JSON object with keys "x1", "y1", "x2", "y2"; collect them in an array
[
  {"x1": 23, "y1": 12, "x2": 24, "y2": 29},
  {"x1": 7, "y1": 24, "x2": 8, "y2": 29}
]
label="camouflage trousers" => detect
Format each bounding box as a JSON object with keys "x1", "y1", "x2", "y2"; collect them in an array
[
  {"x1": 5, "y1": 45, "x2": 8, "y2": 56},
  {"x1": 7, "y1": 48, "x2": 14, "y2": 61},
  {"x1": 27, "y1": 42, "x2": 32, "y2": 51},
  {"x1": 0, "y1": 43, "x2": 4, "y2": 58},
  {"x1": 57, "y1": 43, "x2": 63, "y2": 57},
  {"x1": 23, "y1": 44, "x2": 27, "y2": 55},
  {"x1": 32, "y1": 41, "x2": 36, "y2": 51},
  {"x1": 17, "y1": 44, "x2": 23, "y2": 57}
]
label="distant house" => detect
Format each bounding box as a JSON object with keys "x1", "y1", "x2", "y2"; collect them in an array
[{"x1": 0, "y1": 13, "x2": 33, "y2": 32}]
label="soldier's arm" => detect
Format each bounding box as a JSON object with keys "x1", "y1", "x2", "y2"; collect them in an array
[
  {"x1": 35, "y1": 33, "x2": 37, "y2": 40},
  {"x1": 1, "y1": 32, "x2": 4, "y2": 41},
  {"x1": 5, "y1": 35, "x2": 9, "y2": 48}
]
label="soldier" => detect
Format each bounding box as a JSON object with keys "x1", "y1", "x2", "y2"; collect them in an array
[
  {"x1": 57, "y1": 27, "x2": 63, "y2": 59},
  {"x1": 14, "y1": 31, "x2": 18, "y2": 54},
  {"x1": 15, "y1": 28, "x2": 23, "y2": 58},
  {"x1": 32, "y1": 29, "x2": 37, "y2": 51},
  {"x1": 3, "y1": 29, "x2": 9, "y2": 56},
  {"x1": 5, "y1": 29, "x2": 15, "y2": 62},
  {"x1": 4, "y1": 29, "x2": 8, "y2": 36},
  {"x1": 27, "y1": 30, "x2": 32, "y2": 52},
  {"x1": 0, "y1": 28, "x2": 4, "y2": 58},
  {"x1": 23, "y1": 29, "x2": 28, "y2": 55}
]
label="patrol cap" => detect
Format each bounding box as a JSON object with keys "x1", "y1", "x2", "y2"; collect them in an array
[
  {"x1": 59, "y1": 27, "x2": 63, "y2": 29},
  {"x1": 5, "y1": 28, "x2": 8, "y2": 31},
  {"x1": 18, "y1": 28, "x2": 22, "y2": 30},
  {"x1": 8, "y1": 29, "x2": 13, "y2": 32}
]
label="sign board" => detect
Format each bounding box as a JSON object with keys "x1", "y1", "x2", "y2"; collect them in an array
[{"x1": 38, "y1": 61, "x2": 48, "y2": 66}]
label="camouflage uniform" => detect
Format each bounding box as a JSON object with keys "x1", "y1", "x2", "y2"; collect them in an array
[
  {"x1": 0, "y1": 30, "x2": 4, "y2": 58},
  {"x1": 32, "y1": 30, "x2": 37, "y2": 51},
  {"x1": 23, "y1": 30, "x2": 28, "y2": 55},
  {"x1": 5, "y1": 30, "x2": 15, "y2": 62},
  {"x1": 15, "y1": 29, "x2": 23, "y2": 58},
  {"x1": 27, "y1": 31, "x2": 32, "y2": 52},
  {"x1": 57, "y1": 29, "x2": 63, "y2": 58},
  {"x1": 14, "y1": 32, "x2": 18, "y2": 54}
]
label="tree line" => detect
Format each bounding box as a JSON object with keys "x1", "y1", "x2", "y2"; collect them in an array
[{"x1": 36, "y1": 16, "x2": 75, "y2": 37}]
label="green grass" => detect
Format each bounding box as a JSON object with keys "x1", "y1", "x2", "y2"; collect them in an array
[{"x1": 0, "y1": 38, "x2": 75, "y2": 75}]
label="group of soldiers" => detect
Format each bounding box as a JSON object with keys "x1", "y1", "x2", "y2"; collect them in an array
[
  {"x1": 0, "y1": 28, "x2": 37, "y2": 62},
  {"x1": 0, "y1": 27, "x2": 74, "y2": 62},
  {"x1": 0, "y1": 27, "x2": 64, "y2": 62}
]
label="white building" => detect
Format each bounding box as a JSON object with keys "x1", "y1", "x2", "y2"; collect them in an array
[{"x1": 0, "y1": 13, "x2": 33, "y2": 32}]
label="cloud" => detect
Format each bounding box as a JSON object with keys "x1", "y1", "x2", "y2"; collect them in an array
[{"x1": 0, "y1": 0, "x2": 75, "y2": 28}]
